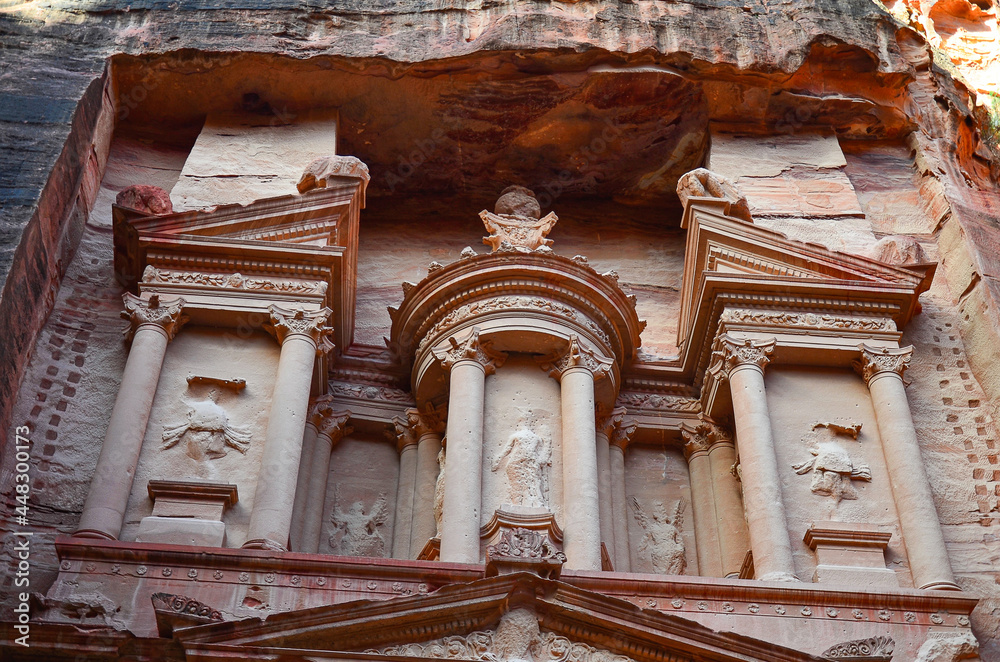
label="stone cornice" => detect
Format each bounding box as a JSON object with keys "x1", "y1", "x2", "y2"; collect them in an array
[
  {"x1": 122, "y1": 293, "x2": 188, "y2": 341},
  {"x1": 854, "y1": 344, "x2": 912, "y2": 384}
]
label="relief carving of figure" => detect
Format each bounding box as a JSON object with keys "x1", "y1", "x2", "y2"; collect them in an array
[
  {"x1": 161, "y1": 390, "x2": 251, "y2": 461},
  {"x1": 329, "y1": 489, "x2": 390, "y2": 557},
  {"x1": 629, "y1": 497, "x2": 686, "y2": 575},
  {"x1": 793, "y1": 441, "x2": 872, "y2": 502},
  {"x1": 491, "y1": 426, "x2": 551, "y2": 509}
]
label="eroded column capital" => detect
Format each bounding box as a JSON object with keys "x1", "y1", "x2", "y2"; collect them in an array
[
  {"x1": 854, "y1": 344, "x2": 913, "y2": 385},
  {"x1": 392, "y1": 403, "x2": 446, "y2": 452},
  {"x1": 709, "y1": 333, "x2": 776, "y2": 380},
  {"x1": 606, "y1": 410, "x2": 637, "y2": 451},
  {"x1": 596, "y1": 405, "x2": 627, "y2": 439},
  {"x1": 432, "y1": 327, "x2": 507, "y2": 375},
  {"x1": 680, "y1": 416, "x2": 733, "y2": 460},
  {"x1": 539, "y1": 334, "x2": 613, "y2": 381},
  {"x1": 267, "y1": 305, "x2": 335, "y2": 355},
  {"x1": 122, "y1": 293, "x2": 188, "y2": 341}
]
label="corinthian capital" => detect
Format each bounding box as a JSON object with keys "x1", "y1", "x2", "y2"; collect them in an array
[
  {"x1": 854, "y1": 344, "x2": 912, "y2": 384},
  {"x1": 680, "y1": 416, "x2": 733, "y2": 460},
  {"x1": 538, "y1": 335, "x2": 614, "y2": 381},
  {"x1": 267, "y1": 305, "x2": 335, "y2": 354},
  {"x1": 596, "y1": 405, "x2": 628, "y2": 439},
  {"x1": 709, "y1": 334, "x2": 776, "y2": 380},
  {"x1": 122, "y1": 293, "x2": 188, "y2": 341},
  {"x1": 392, "y1": 403, "x2": 446, "y2": 451},
  {"x1": 310, "y1": 403, "x2": 352, "y2": 442},
  {"x1": 432, "y1": 328, "x2": 507, "y2": 375}
]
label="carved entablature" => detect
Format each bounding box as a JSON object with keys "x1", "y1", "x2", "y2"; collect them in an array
[
  {"x1": 854, "y1": 344, "x2": 913, "y2": 384},
  {"x1": 122, "y1": 293, "x2": 188, "y2": 341},
  {"x1": 266, "y1": 305, "x2": 335, "y2": 355},
  {"x1": 538, "y1": 335, "x2": 614, "y2": 381}
]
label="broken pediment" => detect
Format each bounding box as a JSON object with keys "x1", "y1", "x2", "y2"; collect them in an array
[{"x1": 171, "y1": 573, "x2": 824, "y2": 662}]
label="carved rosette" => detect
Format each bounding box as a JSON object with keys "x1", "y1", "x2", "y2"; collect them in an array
[
  {"x1": 267, "y1": 305, "x2": 335, "y2": 354},
  {"x1": 854, "y1": 344, "x2": 912, "y2": 384},
  {"x1": 122, "y1": 293, "x2": 188, "y2": 341},
  {"x1": 539, "y1": 335, "x2": 614, "y2": 381},
  {"x1": 432, "y1": 328, "x2": 507, "y2": 375},
  {"x1": 680, "y1": 416, "x2": 733, "y2": 460},
  {"x1": 709, "y1": 334, "x2": 776, "y2": 380}
]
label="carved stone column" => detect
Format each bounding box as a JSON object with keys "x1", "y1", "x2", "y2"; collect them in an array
[
  {"x1": 301, "y1": 408, "x2": 351, "y2": 554},
  {"x1": 391, "y1": 416, "x2": 418, "y2": 559},
  {"x1": 244, "y1": 306, "x2": 334, "y2": 551},
  {"x1": 856, "y1": 345, "x2": 960, "y2": 591},
  {"x1": 76, "y1": 294, "x2": 187, "y2": 540},
  {"x1": 289, "y1": 410, "x2": 321, "y2": 552},
  {"x1": 408, "y1": 403, "x2": 447, "y2": 557},
  {"x1": 708, "y1": 430, "x2": 749, "y2": 579},
  {"x1": 596, "y1": 406, "x2": 624, "y2": 566},
  {"x1": 609, "y1": 415, "x2": 636, "y2": 572},
  {"x1": 681, "y1": 420, "x2": 721, "y2": 577},
  {"x1": 542, "y1": 336, "x2": 613, "y2": 570},
  {"x1": 710, "y1": 334, "x2": 797, "y2": 582},
  {"x1": 432, "y1": 328, "x2": 506, "y2": 563}
]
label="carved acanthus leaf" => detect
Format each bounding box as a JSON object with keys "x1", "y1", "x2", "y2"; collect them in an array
[
  {"x1": 315, "y1": 408, "x2": 352, "y2": 442},
  {"x1": 142, "y1": 265, "x2": 328, "y2": 295},
  {"x1": 538, "y1": 335, "x2": 613, "y2": 381},
  {"x1": 854, "y1": 344, "x2": 912, "y2": 383},
  {"x1": 122, "y1": 293, "x2": 188, "y2": 341},
  {"x1": 721, "y1": 308, "x2": 896, "y2": 333},
  {"x1": 432, "y1": 328, "x2": 507, "y2": 375},
  {"x1": 821, "y1": 635, "x2": 894, "y2": 661},
  {"x1": 680, "y1": 416, "x2": 732, "y2": 459},
  {"x1": 709, "y1": 334, "x2": 776, "y2": 380},
  {"x1": 406, "y1": 402, "x2": 447, "y2": 438},
  {"x1": 596, "y1": 405, "x2": 628, "y2": 438},
  {"x1": 267, "y1": 305, "x2": 335, "y2": 354}
]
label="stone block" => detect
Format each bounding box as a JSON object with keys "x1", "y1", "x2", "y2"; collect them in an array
[{"x1": 136, "y1": 516, "x2": 227, "y2": 547}]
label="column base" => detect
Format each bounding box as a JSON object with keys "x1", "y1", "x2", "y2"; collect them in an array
[
  {"x1": 242, "y1": 538, "x2": 288, "y2": 552},
  {"x1": 759, "y1": 571, "x2": 800, "y2": 582},
  {"x1": 919, "y1": 580, "x2": 962, "y2": 591},
  {"x1": 72, "y1": 529, "x2": 117, "y2": 541}
]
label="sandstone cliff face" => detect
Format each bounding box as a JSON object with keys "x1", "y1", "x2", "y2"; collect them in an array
[{"x1": 1, "y1": 0, "x2": 999, "y2": 657}]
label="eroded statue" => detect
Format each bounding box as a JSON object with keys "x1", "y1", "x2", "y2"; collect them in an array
[
  {"x1": 629, "y1": 497, "x2": 686, "y2": 575},
  {"x1": 161, "y1": 391, "x2": 251, "y2": 461},
  {"x1": 491, "y1": 427, "x2": 551, "y2": 509},
  {"x1": 793, "y1": 441, "x2": 872, "y2": 502},
  {"x1": 330, "y1": 490, "x2": 390, "y2": 557}
]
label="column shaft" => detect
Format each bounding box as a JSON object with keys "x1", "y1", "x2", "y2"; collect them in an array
[
  {"x1": 244, "y1": 335, "x2": 318, "y2": 550},
  {"x1": 392, "y1": 442, "x2": 418, "y2": 558},
  {"x1": 440, "y1": 360, "x2": 486, "y2": 563},
  {"x1": 687, "y1": 449, "x2": 721, "y2": 577},
  {"x1": 560, "y1": 367, "x2": 602, "y2": 570},
  {"x1": 709, "y1": 441, "x2": 749, "y2": 578},
  {"x1": 76, "y1": 325, "x2": 170, "y2": 539},
  {"x1": 289, "y1": 422, "x2": 319, "y2": 551},
  {"x1": 729, "y1": 364, "x2": 797, "y2": 581},
  {"x1": 609, "y1": 444, "x2": 631, "y2": 572},
  {"x1": 868, "y1": 371, "x2": 959, "y2": 590},
  {"x1": 595, "y1": 429, "x2": 614, "y2": 566},
  {"x1": 301, "y1": 430, "x2": 336, "y2": 554},
  {"x1": 410, "y1": 432, "x2": 443, "y2": 557}
]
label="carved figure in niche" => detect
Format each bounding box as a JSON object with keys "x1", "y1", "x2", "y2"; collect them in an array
[
  {"x1": 161, "y1": 390, "x2": 251, "y2": 461},
  {"x1": 792, "y1": 421, "x2": 871, "y2": 502},
  {"x1": 629, "y1": 497, "x2": 686, "y2": 575},
  {"x1": 434, "y1": 445, "x2": 446, "y2": 536},
  {"x1": 330, "y1": 489, "x2": 389, "y2": 557},
  {"x1": 491, "y1": 423, "x2": 551, "y2": 509}
]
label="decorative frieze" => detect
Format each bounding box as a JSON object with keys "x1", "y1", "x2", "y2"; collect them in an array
[
  {"x1": 142, "y1": 265, "x2": 328, "y2": 295},
  {"x1": 721, "y1": 308, "x2": 897, "y2": 333},
  {"x1": 615, "y1": 391, "x2": 701, "y2": 414},
  {"x1": 854, "y1": 344, "x2": 912, "y2": 384},
  {"x1": 122, "y1": 293, "x2": 188, "y2": 341},
  {"x1": 267, "y1": 305, "x2": 335, "y2": 354},
  {"x1": 432, "y1": 327, "x2": 507, "y2": 375}
]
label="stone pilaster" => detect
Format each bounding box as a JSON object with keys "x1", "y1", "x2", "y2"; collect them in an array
[{"x1": 300, "y1": 407, "x2": 351, "y2": 554}]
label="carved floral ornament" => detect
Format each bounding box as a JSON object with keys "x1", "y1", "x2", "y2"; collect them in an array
[
  {"x1": 854, "y1": 344, "x2": 913, "y2": 384},
  {"x1": 821, "y1": 635, "x2": 894, "y2": 661},
  {"x1": 538, "y1": 335, "x2": 614, "y2": 381},
  {"x1": 720, "y1": 308, "x2": 897, "y2": 333},
  {"x1": 432, "y1": 327, "x2": 507, "y2": 375},
  {"x1": 122, "y1": 292, "x2": 188, "y2": 341},
  {"x1": 266, "y1": 304, "x2": 335, "y2": 354},
  {"x1": 142, "y1": 265, "x2": 328, "y2": 295},
  {"x1": 708, "y1": 333, "x2": 776, "y2": 380}
]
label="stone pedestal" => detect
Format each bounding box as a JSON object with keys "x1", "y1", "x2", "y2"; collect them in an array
[
  {"x1": 136, "y1": 480, "x2": 238, "y2": 547},
  {"x1": 804, "y1": 522, "x2": 898, "y2": 587}
]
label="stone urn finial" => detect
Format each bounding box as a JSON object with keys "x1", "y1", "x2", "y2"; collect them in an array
[{"x1": 481, "y1": 186, "x2": 558, "y2": 253}]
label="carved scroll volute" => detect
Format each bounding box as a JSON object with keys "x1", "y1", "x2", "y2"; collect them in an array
[
  {"x1": 122, "y1": 293, "x2": 188, "y2": 341},
  {"x1": 267, "y1": 305, "x2": 335, "y2": 355},
  {"x1": 432, "y1": 327, "x2": 507, "y2": 375},
  {"x1": 854, "y1": 344, "x2": 913, "y2": 385},
  {"x1": 680, "y1": 416, "x2": 732, "y2": 461},
  {"x1": 708, "y1": 333, "x2": 776, "y2": 381},
  {"x1": 539, "y1": 335, "x2": 614, "y2": 381}
]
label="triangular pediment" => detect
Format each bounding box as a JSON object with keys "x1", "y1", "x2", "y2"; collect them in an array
[{"x1": 172, "y1": 573, "x2": 822, "y2": 662}]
